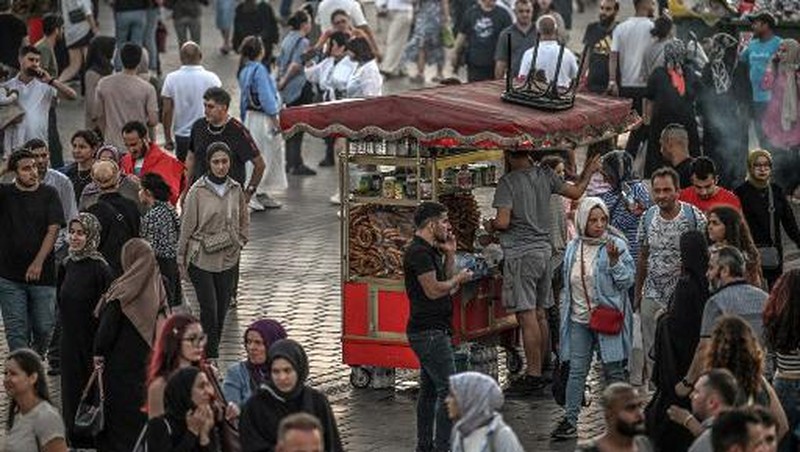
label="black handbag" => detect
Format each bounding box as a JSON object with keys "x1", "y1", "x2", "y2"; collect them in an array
[
  {"x1": 74, "y1": 363, "x2": 105, "y2": 437},
  {"x1": 758, "y1": 185, "x2": 781, "y2": 270}
]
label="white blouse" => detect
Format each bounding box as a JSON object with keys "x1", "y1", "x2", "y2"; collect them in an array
[{"x1": 346, "y1": 59, "x2": 383, "y2": 98}]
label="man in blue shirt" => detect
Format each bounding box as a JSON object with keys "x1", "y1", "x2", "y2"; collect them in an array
[{"x1": 740, "y1": 11, "x2": 781, "y2": 147}]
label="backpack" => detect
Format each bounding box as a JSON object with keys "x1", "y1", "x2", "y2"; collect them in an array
[{"x1": 132, "y1": 418, "x2": 172, "y2": 452}]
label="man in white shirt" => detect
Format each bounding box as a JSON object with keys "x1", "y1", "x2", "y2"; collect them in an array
[
  {"x1": 2, "y1": 45, "x2": 76, "y2": 154},
  {"x1": 517, "y1": 15, "x2": 578, "y2": 89},
  {"x1": 317, "y1": 0, "x2": 381, "y2": 59},
  {"x1": 608, "y1": 0, "x2": 654, "y2": 155},
  {"x1": 161, "y1": 41, "x2": 222, "y2": 162},
  {"x1": 377, "y1": 0, "x2": 413, "y2": 77}
]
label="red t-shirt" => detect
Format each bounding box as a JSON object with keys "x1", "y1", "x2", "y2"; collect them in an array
[{"x1": 679, "y1": 186, "x2": 742, "y2": 213}]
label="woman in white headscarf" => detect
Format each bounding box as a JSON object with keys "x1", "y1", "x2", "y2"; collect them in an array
[
  {"x1": 551, "y1": 197, "x2": 635, "y2": 440},
  {"x1": 446, "y1": 372, "x2": 524, "y2": 452}
]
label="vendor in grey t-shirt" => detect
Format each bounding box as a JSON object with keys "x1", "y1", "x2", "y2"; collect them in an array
[
  {"x1": 676, "y1": 246, "x2": 768, "y2": 399},
  {"x1": 485, "y1": 151, "x2": 600, "y2": 393}
]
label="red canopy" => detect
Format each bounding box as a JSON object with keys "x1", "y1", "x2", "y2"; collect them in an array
[{"x1": 280, "y1": 80, "x2": 640, "y2": 149}]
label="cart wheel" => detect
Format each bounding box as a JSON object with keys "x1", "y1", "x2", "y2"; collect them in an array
[
  {"x1": 350, "y1": 367, "x2": 372, "y2": 389},
  {"x1": 506, "y1": 348, "x2": 524, "y2": 375}
]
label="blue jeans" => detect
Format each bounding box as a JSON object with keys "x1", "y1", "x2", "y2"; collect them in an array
[
  {"x1": 143, "y1": 8, "x2": 159, "y2": 70},
  {"x1": 280, "y1": 0, "x2": 293, "y2": 19},
  {"x1": 114, "y1": 9, "x2": 147, "y2": 69},
  {"x1": 775, "y1": 377, "x2": 800, "y2": 452},
  {"x1": 565, "y1": 321, "x2": 627, "y2": 426},
  {"x1": 0, "y1": 276, "x2": 56, "y2": 355},
  {"x1": 408, "y1": 330, "x2": 455, "y2": 452}
]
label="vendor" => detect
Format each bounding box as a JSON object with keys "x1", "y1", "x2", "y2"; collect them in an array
[{"x1": 403, "y1": 201, "x2": 473, "y2": 452}]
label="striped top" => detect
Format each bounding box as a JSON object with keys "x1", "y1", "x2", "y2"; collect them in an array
[{"x1": 776, "y1": 350, "x2": 800, "y2": 374}]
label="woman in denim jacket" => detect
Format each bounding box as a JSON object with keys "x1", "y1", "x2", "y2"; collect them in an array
[
  {"x1": 223, "y1": 319, "x2": 287, "y2": 409},
  {"x1": 551, "y1": 197, "x2": 636, "y2": 440}
]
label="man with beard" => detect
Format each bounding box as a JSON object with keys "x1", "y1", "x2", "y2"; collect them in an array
[
  {"x1": 0, "y1": 149, "x2": 64, "y2": 354},
  {"x1": 676, "y1": 246, "x2": 768, "y2": 398},
  {"x1": 494, "y1": 0, "x2": 536, "y2": 80},
  {"x1": 635, "y1": 167, "x2": 705, "y2": 385},
  {"x1": 581, "y1": 0, "x2": 618, "y2": 94},
  {"x1": 679, "y1": 369, "x2": 740, "y2": 452},
  {"x1": 577, "y1": 383, "x2": 654, "y2": 451}
]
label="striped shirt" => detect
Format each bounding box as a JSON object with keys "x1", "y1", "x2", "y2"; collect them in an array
[
  {"x1": 700, "y1": 281, "x2": 768, "y2": 342},
  {"x1": 776, "y1": 351, "x2": 800, "y2": 374}
]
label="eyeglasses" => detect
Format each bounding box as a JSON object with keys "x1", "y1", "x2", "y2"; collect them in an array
[{"x1": 183, "y1": 333, "x2": 207, "y2": 346}]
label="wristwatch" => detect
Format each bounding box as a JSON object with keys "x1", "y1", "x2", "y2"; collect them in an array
[{"x1": 245, "y1": 186, "x2": 257, "y2": 195}]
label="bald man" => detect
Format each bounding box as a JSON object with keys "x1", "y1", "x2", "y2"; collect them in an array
[
  {"x1": 659, "y1": 124, "x2": 694, "y2": 188},
  {"x1": 161, "y1": 41, "x2": 222, "y2": 162},
  {"x1": 573, "y1": 383, "x2": 654, "y2": 450}
]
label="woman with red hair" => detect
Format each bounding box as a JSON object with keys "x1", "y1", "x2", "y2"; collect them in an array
[{"x1": 146, "y1": 313, "x2": 206, "y2": 418}]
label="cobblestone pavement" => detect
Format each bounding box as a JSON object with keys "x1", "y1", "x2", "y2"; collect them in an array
[{"x1": 2, "y1": 2, "x2": 799, "y2": 451}]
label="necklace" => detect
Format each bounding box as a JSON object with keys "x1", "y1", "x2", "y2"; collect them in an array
[
  {"x1": 206, "y1": 118, "x2": 229, "y2": 136},
  {"x1": 77, "y1": 167, "x2": 92, "y2": 183}
]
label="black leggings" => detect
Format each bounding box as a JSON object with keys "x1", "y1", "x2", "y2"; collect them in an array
[{"x1": 188, "y1": 264, "x2": 235, "y2": 359}]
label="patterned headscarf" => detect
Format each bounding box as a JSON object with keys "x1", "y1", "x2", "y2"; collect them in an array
[
  {"x1": 65, "y1": 212, "x2": 106, "y2": 264},
  {"x1": 449, "y1": 372, "x2": 504, "y2": 438},
  {"x1": 778, "y1": 39, "x2": 800, "y2": 132}
]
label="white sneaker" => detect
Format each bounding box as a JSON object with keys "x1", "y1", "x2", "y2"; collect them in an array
[
  {"x1": 258, "y1": 194, "x2": 282, "y2": 209},
  {"x1": 330, "y1": 192, "x2": 341, "y2": 205},
  {"x1": 248, "y1": 198, "x2": 266, "y2": 212}
]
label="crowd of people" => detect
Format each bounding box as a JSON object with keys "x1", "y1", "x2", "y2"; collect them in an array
[{"x1": 0, "y1": 0, "x2": 800, "y2": 451}]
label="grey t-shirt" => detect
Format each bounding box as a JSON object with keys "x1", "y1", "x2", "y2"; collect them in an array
[
  {"x1": 492, "y1": 166, "x2": 564, "y2": 258},
  {"x1": 700, "y1": 281, "x2": 768, "y2": 342},
  {"x1": 688, "y1": 424, "x2": 713, "y2": 452},
  {"x1": 6, "y1": 401, "x2": 65, "y2": 452}
]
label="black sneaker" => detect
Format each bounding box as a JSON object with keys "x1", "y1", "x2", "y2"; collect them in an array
[
  {"x1": 291, "y1": 164, "x2": 317, "y2": 176},
  {"x1": 318, "y1": 158, "x2": 335, "y2": 167},
  {"x1": 551, "y1": 417, "x2": 577, "y2": 440},
  {"x1": 504, "y1": 375, "x2": 545, "y2": 396}
]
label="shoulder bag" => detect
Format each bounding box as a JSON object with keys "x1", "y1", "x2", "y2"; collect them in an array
[
  {"x1": 73, "y1": 362, "x2": 105, "y2": 437},
  {"x1": 201, "y1": 189, "x2": 237, "y2": 253},
  {"x1": 758, "y1": 185, "x2": 781, "y2": 270},
  {"x1": 203, "y1": 365, "x2": 242, "y2": 452},
  {"x1": 581, "y1": 241, "x2": 624, "y2": 335}
]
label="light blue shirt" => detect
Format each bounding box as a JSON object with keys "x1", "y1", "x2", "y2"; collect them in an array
[
  {"x1": 559, "y1": 235, "x2": 636, "y2": 364},
  {"x1": 278, "y1": 31, "x2": 309, "y2": 105},
  {"x1": 238, "y1": 61, "x2": 280, "y2": 120},
  {"x1": 741, "y1": 35, "x2": 781, "y2": 103}
]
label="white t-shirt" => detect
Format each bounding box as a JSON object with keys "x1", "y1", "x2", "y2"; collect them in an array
[
  {"x1": 346, "y1": 60, "x2": 383, "y2": 98},
  {"x1": 610, "y1": 17, "x2": 654, "y2": 88},
  {"x1": 161, "y1": 65, "x2": 222, "y2": 137},
  {"x1": 2, "y1": 76, "x2": 56, "y2": 152},
  {"x1": 61, "y1": 0, "x2": 93, "y2": 46},
  {"x1": 517, "y1": 41, "x2": 579, "y2": 88},
  {"x1": 570, "y1": 241, "x2": 599, "y2": 324},
  {"x1": 5, "y1": 401, "x2": 65, "y2": 452},
  {"x1": 317, "y1": 0, "x2": 368, "y2": 29}
]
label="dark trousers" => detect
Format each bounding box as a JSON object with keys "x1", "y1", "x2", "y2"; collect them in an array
[
  {"x1": 285, "y1": 84, "x2": 315, "y2": 170},
  {"x1": 175, "y1": 135, "x2": 191, "y2": 162},
  {"x1": 156, "y1": 256, "x2": 182, "y2": 307},
  {"x1": 188, "y1": 264, "x2": 235, "y2": 359},
  {"x1": 619, "y1": 86, "x2": 648, "y2": 157},
  {"x1": 467, "y1": 64, "x2": 494, "y2": 83},
  {"x1": 323, "y1": 137, "x2": 335, "y2": 163},
  {"x1": 48, "y1": 104, "x2": 64, "y2": 168},
  {"x1": 407, "y1": 329, "x2": 455, "y2": 452},
  {"x1": 753, "y1": 101, "x2": 769, "y2": 149}
]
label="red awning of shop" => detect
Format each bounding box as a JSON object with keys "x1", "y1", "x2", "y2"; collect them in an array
[{"x1": 280, "y1": 80, "x2": 640, "y2": 149}]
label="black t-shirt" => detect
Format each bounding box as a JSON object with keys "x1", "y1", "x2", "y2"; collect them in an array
[
  {"x1": 189, "y1": 117, "x2": 260, "y2": 186},
  {"x1": 582, "y1": 21, "x2": 616, "y2": 94},
  {"x1": 0, "y1": 13, "x2": 28, "y2": 70},
  {"x1": 0, "y1": 184, "x2": 65, "y2": 286},
  {"x1": 674, "y1": 157, "x2": 694, "y2": 189},
  {"x1": 459, "y1": 5, "x2": 512, "y2": 68},
  {"x1": 403, "y1": 236, "x2": 452, "y2": 334}
]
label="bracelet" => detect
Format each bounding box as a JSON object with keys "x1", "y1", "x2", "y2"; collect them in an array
[{"x1": 683, "y1": 415, "x2": 694, "y2": 427}]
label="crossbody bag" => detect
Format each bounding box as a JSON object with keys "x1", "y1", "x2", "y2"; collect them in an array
[
  {"x1": 201, "y1": 188, "x2": 236, "y2": 253},
  {"x1": 580, "y1": 241, "x2": 624, "y2": 335},
  {"x1": 758, "y1": 184, "x2": 781, "y2": 270}
]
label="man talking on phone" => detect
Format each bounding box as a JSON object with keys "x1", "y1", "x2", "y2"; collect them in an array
[
  {"x1": 2, "y1": 45, "x2": 76, "y2": 155},
  {"x1": 404, "y1": 202, "x2": 472, "y2": 452},
  {"x1": 485, "y1": 150, "x2": 600, "y2": 396}
]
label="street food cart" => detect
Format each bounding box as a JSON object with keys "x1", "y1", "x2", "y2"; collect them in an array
[{"x1": 280, "y1": 80, "x2": 639, "y2": 388}]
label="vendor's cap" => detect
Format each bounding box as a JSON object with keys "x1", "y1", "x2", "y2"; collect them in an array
[
  {"x1": 747, "y1": 11, "x2": 777, "y2": 27},
  {"x1": 414, "y1": 202, "x2": 447, "y2": 228}
]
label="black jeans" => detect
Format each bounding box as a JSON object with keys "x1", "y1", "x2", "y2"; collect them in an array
[
  {"x1": 156, "y1": 256, "x2": 181, "y2": 307},
  {"x1": 48, "y1": 104, "x2": 64, "y2": 168},
  {"x1": 285, "y1": 83, "x2": 315, "y2": 170},
  {"x1": 407, "y1": 329, "x2": 455, "y2": 452},
  {"x1": 188, "y1": 264, "x2": 235, "y2": 358},
  {"x1": 175, "y1": 135, "x2": 191, "y2": 162},
  {"x1": 619, "y1": 86, "x2": 648, "y2": 157}
]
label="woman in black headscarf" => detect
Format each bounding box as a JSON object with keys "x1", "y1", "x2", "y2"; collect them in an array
[
  {"x1": 145, "y1": 367, "x2": 220, "y2": 451},
  {"x1": 645, "y1": 230, "x2": 710, "y2": 451},
  {"x1": 239, "y1": 339, "x2": 342, "y2": 452}
]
